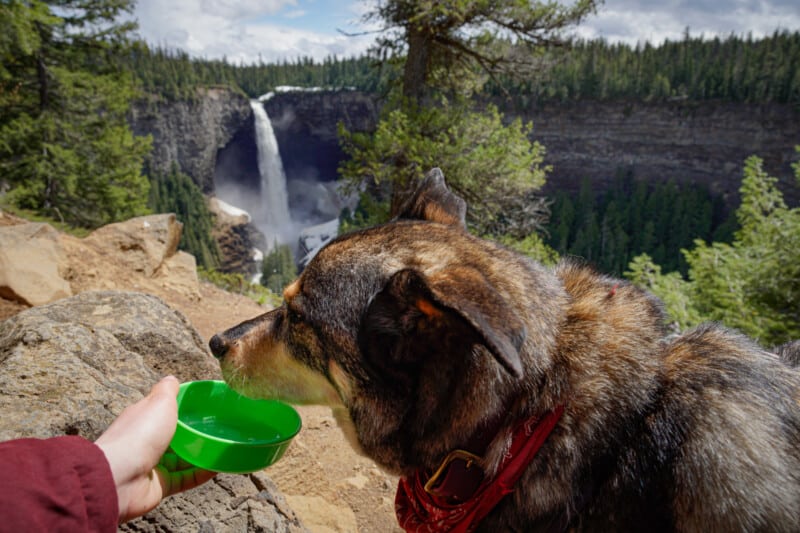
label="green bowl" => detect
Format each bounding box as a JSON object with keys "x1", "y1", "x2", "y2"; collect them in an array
[{"x1": 170, "y1": 380, "x2": 301, "y2": 474}]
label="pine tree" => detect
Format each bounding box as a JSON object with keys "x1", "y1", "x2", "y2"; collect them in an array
[
  {"x1": 0, "y1": 0, "x2": 151, "y2": 228},
  {"x1": 261, "y1": 243, "x2": 297, "y2": 294},
  {"x1": 148, "y1": 164, "x2": 221, "y2": 269},
  {"x1": 626, "y1": 151, "x2": 800, "y2": 346},
  {"x1": 340, "y1": 0, "x2": 597, "y2": 233}
]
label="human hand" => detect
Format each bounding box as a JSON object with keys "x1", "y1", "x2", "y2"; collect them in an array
[{"x1": 95, "y1": 375, "x2": 217, "y2": 523}]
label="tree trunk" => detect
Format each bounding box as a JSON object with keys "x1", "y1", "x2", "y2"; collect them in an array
[
  {"x1": 37, "y1": 55, "x2": 49, "y2": 112},
  {"x1": 402, "y1": 26, "x2": 431, "y2": 106}
]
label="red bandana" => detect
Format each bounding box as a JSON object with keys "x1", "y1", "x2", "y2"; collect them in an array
[{"x1": 395, "y1": 405, "x2": 564, "y2": 533}]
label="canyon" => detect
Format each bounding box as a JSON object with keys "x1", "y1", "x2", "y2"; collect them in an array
[{"x1": 129, "y1": 87, "x2": 800, "y2": 274}]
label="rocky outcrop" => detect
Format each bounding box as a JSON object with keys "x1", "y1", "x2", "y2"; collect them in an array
[
  {"x1": 209, "y1": 197, "x2": 267, "y2": 277},
  {"x1": 229, "y1": 91, "x2": 800, "y2": 210},
  {"x1": 0, "y1": 291, "x2": 214, "y2": 440},
  {"x1": 0, "y1": 223, "x2": 72, "y2": 306},
  {"x1": 129, "y1": 87, "x2": 253, "y2": 192},
  {"x1": 0, "y1": 291, "x2": 308, "y2": 532},
  {"x1": 131, "y1": 87, "x2": 799, "y2": 211},
  {"x1": 84, "y1": 213, "x2": 183, "y2": 277},
  {"x1": 0, "y1": 213, "x2": 202, "y2": 309},
  {"x1": 64, "y1": 213, "x2": 201, "y2": 301}
]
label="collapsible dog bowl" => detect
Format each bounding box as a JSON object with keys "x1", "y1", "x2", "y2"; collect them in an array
[{"x1": 170, "y1": 380, "x2": 301, "y2": 473}]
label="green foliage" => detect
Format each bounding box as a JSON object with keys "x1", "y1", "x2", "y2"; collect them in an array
[
  {"x1": 121, "y1": 31, "x2": 799, "y2": 105},
  {"x1": 339, "y1": 191, "x2": 392, "y2": 233},
  {"x1": 198, "y1": 267, "x2": 280, "y2": 307},
  {"x1": 148, "y1": 164, "x2": 221, "y2": 269},
  {"x1": 624, "y1": 254, "x2": 700, "y2": 330},
  {"x1": 0, "y1": 0, "x2": 151, "y2": 228},
  {"x1": 682, "y1": 155, "x2": 800, "y2": 344},
  {"x1": 0, "y1": 200, "x2": 91, "y2": 237},
  {"x1": 497, "y1": 233, "x2": 560, "y2": 267},
  {"x1": 625, "y1": 153, "x2": 800, "y2": 346},
  {"x1": 261, "y1": 243, "x2": 297, "y2": 295},
  {"x1": 366, "y1": 0, "x2": 599, "y2": 102},
  {"x1": 339, "y1": 101, "x2": 550, "y2": 235},
  {"x1": 548, "y1": 175, "x2": 731, "y2": 276}
]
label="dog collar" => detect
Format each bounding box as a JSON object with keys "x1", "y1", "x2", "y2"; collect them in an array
[{"x1": 395, "y1": 405, "x2": 565, "y2": 533}]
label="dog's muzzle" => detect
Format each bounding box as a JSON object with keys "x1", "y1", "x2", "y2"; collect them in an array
[{"x1": 209, "y1": 334, "x2": 229, "y2": 360}]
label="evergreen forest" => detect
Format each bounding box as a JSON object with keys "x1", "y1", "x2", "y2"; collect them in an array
[
  {"x1": 546, "y1": 176, "x2": 736, "y2": 276},
  {"x1": 124, "y1": 30, "x2": 800, "y2": 104}
]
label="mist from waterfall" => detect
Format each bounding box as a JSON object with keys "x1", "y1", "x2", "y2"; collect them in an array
[{"x1": 250, "y1": 100, "x2": 292, "y2": 248}]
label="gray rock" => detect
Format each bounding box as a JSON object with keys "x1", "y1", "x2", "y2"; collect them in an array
[
  {"x1": 208, "y1": 198, "x2": 267, "y2": 277},
  {"x1": 0, "y1": 290, "x2": 309, "y2": 533},
  {"x1": 122, "y1": 472, "x2": 307, "y2": 533}
]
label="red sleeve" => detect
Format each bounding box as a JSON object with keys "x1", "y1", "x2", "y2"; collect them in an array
[{"x1": 0, "y1": 435, "x2": 119, "y2": 532}]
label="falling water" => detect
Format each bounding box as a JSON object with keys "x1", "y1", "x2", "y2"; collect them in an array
[{"x1": 250, "y1": 100, "x2": 292, "y2": 247}]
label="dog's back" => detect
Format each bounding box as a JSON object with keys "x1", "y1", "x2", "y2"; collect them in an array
[
  {"x1": 475, "y1": 260, "x2": 800, "y2": 532},
  {"x1": 658, "y1": 326, "x2": 800, "y2": 531}
]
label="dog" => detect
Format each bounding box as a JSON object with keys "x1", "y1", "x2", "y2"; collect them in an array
[
  {"x1": 210, "y1": 169, "x2": 800, "y2": 532},
  {"x1": 776, "y1": 340, "x2": 800, "y2": 367}
]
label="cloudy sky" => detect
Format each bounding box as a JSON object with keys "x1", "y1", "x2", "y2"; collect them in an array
[{"x1": 132, "y1": 0, "x2": 800, "y2": 64}]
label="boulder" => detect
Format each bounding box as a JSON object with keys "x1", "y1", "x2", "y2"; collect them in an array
[
  {"x1": 0, "y1": 291, "x2": 308, "y2": 532},
  {"x1": 84, "y1": 214, "x2": 183, "y2": 277},
  {"x1": 0, "y1": 223, "x2": 72, "y2": 306}
]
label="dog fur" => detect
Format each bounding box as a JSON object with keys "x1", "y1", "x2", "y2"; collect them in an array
[{"x1": 211, "y1": 169, "x2": 800, "y2": 532}]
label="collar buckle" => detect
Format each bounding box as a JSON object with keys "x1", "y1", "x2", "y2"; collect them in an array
[{"x1": 423, "y1": 449, "x2": 485, "y2": 497}]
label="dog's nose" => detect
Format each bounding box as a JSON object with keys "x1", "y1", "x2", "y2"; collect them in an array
[{"x1": 209, "y1": 334, "x2": 229, "y2": 359}]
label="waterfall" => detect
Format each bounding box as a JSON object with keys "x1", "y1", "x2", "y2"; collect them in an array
[{"x1": 250, "y1": 100, "x2": 292, "y2": 247}]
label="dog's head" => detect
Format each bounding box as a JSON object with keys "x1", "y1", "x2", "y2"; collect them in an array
[{"x1": 210, "y1": 169, "x2": 566, "y2": 473}]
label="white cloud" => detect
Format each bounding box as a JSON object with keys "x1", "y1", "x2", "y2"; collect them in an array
[
  {"x1": 133, "y1": 0, "x2": 373, "y2": 63},
  {"x1": 577, "y1": 0, "x2": 800, "y2": 45},
  {"x1": 132, "y1": 0, "x2": 799, "y2": 64}
]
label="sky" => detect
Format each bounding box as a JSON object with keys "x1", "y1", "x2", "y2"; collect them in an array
[{"x1": 132, "y1": 0, "x2": 800, "y2": 65}]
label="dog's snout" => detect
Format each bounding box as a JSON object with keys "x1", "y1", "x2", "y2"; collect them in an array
[{"x1": 209, "y1": 334, "x2": 229, "y2": 360}]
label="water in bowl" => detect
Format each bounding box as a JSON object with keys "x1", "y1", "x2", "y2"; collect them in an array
[{"x1": 182, "y1": 414, "x2": 282, "y2": 443}]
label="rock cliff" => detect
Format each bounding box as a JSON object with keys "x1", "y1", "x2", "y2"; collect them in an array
[
  {"x1": 514, "y1": 99, "x2": 800, "y2": 205},
  {"x1": 129, "y1": 87, "x2": 252, "y2": 193},
  {"x1": 132, "y1": 88, "x2": 799, "y2": 210},
  {"x1": 230, "y1": 91, "x2": 800, "y2": 208}
]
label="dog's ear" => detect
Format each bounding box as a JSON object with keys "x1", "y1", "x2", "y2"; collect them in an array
[
  {"x1": 359, "y1": 268, "x2": 525, "y2": 379},
  {"x1": 393, "y1": 168, "x2": 467, "y2": 228}
]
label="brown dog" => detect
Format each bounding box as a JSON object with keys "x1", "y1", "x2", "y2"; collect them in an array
[{"x1": 210, "y1": 169, "x2": 800, "y2": 532}]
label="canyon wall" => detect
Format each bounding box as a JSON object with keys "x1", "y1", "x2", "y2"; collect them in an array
[
  {"x1": 129, "y1": 87, "x2": 253, "y2": 193},
  {"x1": 514, "y1": 99, "x2": 800, "y2": 205},
  {"x1": 130, "y1": 89, "x2": 800, "y2": 208}
]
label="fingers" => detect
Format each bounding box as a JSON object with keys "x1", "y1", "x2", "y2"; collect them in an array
[
  {"x1": 156, "y1": 454, "x2": 217, "y2": 497},
  {"x1": 149, "y1": 375, "x2": 180, "y2": 404}
]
